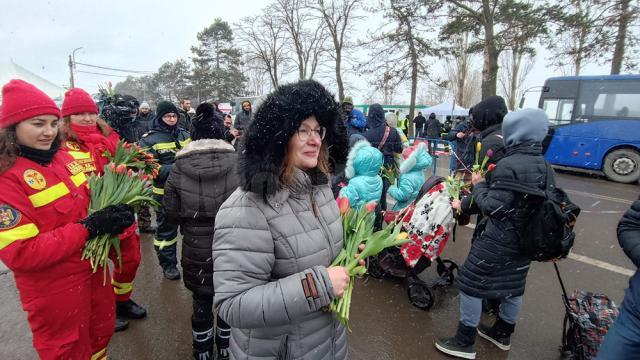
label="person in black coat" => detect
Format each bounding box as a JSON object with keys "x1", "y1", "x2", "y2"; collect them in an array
[
  {"x1": 436, "y1": 109, "x2": 551, "y2": 359},
  {"x1": 364, "y1": 104, "x2": 403, "y2": 212},
  {"x1": 445, "y1": 117, "x2": 475, "y2": 175},
  {"x1": 425, "y1": 112, "x2": 443, "y2": 154},
  {"x1": 597, "y1": 198, "x2": 640, "y2": 359},
  {"x1": 164, "y1": 103, "x2": 239, "y2": 360},
  {"x1": 413, "y1": 112, "x2": 427, "y2": 138}
]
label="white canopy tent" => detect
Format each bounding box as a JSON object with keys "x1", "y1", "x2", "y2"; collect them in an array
[
  {"x1": 0, "y1": 60, "x2": 66, "y2": 104},
  {"x1": 421, "y1": 100, "x2": 469, "y2": 117}
]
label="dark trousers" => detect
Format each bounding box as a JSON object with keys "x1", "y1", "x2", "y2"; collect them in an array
[
  {"x1": 192, "y1": 293, "x2": 230, "y2": 354},
  {"x1": 153, "y1": 194, "x2": 178, "y2": 270}
]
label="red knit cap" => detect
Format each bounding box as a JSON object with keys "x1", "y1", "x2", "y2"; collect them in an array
[
  {"x1": 61, "y1": 88, "x2": 98, "y2": 117},
  {"x1": 0, "y1": 79, "x2": 61, "y2": 128}
]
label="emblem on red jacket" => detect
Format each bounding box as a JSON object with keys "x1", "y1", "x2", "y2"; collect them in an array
[
  {"x1": 65, "y1": 141, "x2": 81, "y2": 151},
  {"x1": 23, "y1": 169, "x2": 47, "y2": 190},
  {"x1": 0, "y1": 205, "x2": 21, "y2": 229}
]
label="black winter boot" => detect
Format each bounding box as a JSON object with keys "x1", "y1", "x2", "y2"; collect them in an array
[
  {"x1": 192, "y1": 327, "x2": 214, "y2": 360},
  {"x1": 116, "y1": 299, "x2": 147, "y2": 319},
  {"x1": 477, "y1": 317, "x2": 515, "y2": 351},
  {"x1": 115, "y1": 316, "x2": 129, "y2": 332},
  {"x1": 434, "y1": 322, "x2": 477, "y2": 359},
  {"x1": 215, "y1": 315, "x2": 231, "y2": 360}
]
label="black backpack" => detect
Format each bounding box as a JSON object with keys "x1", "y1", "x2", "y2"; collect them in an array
[{"x1": 520, "y1": 163, "x2": 581, "y2": 261}]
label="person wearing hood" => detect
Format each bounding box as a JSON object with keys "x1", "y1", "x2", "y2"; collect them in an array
[
  {"x1": 338, "y1": 140, "x2": 384, "y2": 209},
  {"x1": 59, "y1": 88, "x2": 147, "y2": 333},
  {"x1": 436, "y1": 108, "x2": 552, "y2": 359},
  {"x1": 138, "y1": 101, "x2": 191, "y2": 280},
  {"x1": 364, "y1": 103, "x2": 403, "y2": 211},
  {"x1": 342, "y1": 96, "x2": 367, "y2": 136},
  {"x1": 0, "y1": 80, "x2": 136, "y2": 360},
  {"x1": 388, "y1": 143, "x2": 432, "y2": 210},
  {"x1": 164, "y1": 102, "x2": 238, "y2": 360},
  {"x1": 234, "y1": 100, "x2": 252, "y2": 133},
  {"x1": 213, "y1": 80, "x2": 353, "y2": 359}
]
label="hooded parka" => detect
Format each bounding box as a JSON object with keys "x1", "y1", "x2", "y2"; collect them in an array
[
  {"x1": 388, "y1": 142, "x2": 432, "y2": 210},
  {"x1": 213, "y1": 80, "x2": 348, "y2": 360}
]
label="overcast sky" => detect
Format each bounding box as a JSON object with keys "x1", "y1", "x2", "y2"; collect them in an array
[{"x1": 2, "y1": 0, "x2": 610, "y2": 108}]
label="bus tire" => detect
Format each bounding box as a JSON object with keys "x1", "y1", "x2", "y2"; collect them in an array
[{"x1": 603, "y1": 148, "x2": 640, "y2": 183}]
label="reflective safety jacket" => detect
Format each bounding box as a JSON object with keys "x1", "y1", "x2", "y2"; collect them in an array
[
  {"x1": 62, "y1": 125, "x2": 120, "y2": 176},
  {"x1": 0, "y1": 151, "x2": 91, "y2": 297},
  {"x1": 138, "y1": 126, "x2": 191, "y2": 195}
]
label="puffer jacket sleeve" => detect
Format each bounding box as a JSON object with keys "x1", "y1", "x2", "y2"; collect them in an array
[
  {"x1": 213, "y1": 194, "x2": 336, "y2": 329},
  {"x1": 618, "y1": 199, "x2": 640, "y2": 268},
  {"x1": 163, "y1": 163, "x2": 181, "y2": 225},
  {"x1": 338, "y1": 181, "x2": 362, "y2": 208},
  {"x1": 388, "y1": 174, "x2": 417, "y2": 204},
  {"x1": 472, "y1": 165, "x2": 515, "y2": 219}
]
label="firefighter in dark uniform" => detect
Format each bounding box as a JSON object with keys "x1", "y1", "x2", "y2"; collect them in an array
[{"x1": 138, "y1": 101, "x2": 191, "y2": 280}]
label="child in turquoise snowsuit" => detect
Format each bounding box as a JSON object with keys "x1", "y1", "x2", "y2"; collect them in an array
[
  {"x1": 338, "y1": 139, "x2": 384, "y2": 209},
  {"x1": 388, "y1": 142, "x2": 433, "y2": 210}
]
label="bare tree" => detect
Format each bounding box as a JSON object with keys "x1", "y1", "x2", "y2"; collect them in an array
[
  {"x1": 363, "y1": 0, "x2": 441, "y2": 131},
  {"x1": 235, "y1": 8, "x2": 290, "y2": 89},
  {"x1": 310, "y1": 0, "x2": 362, "y2": 100},
  {"x1": 442, "y1": 32, "x2": 479, "y2": 108},
  {"x1": 274, "y1": 0, "x2": 328, "y2": 80},
  {"x1": 242, "y1": 55, "x2": 271, "y2": 96},
  {"x1": 499, "y1": 49, "x2": 534, "y2": 110}
]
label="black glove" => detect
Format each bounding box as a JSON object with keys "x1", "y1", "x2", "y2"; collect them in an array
[{"x1": 81, "y1": 204, "x2": 136, "y2": 239}]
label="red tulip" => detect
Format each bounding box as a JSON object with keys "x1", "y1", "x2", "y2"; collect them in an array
[
  {"x1": 338, "y1": 197, "x2": 350, "y2": 215},
  {"x1": 116, "y1": 164, "x2": 127, "y2": 174},
  {"x1": 365, "y1": 202, "x2": 377, "y2": 213},
  {"x1": 108, "y1": 163, "x2": 116, "y2": 171},
  {"x1": 487, "y1": 164, "x2": 496, "y2": 172}
]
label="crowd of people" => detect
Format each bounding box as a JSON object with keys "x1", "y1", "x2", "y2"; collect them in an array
[{"x1": 0, "y1": 77, "x2": 636, "y2": 360}]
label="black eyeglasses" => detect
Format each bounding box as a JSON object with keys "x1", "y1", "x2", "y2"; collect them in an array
[{"x1": 296, "y1": 126, "x2": 326, "y2": 141}]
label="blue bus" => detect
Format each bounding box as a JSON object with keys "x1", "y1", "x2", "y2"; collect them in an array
[{"x1": 539, "y1": 74, "x2": 640, "y2": 183}]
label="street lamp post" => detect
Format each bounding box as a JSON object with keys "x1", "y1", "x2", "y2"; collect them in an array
[{"x1": 68, "y1": 47, "x2": 83, "y2": 88}]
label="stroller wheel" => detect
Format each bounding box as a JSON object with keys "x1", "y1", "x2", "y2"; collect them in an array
[
  {"x1": 405, "y1": 276, "x2": 435, "y2": 310},
  {"x1": 437, "y1": 259, "x2": 459, "y2": 285},
  {"x1": 367, "y1": 256, "x2": 386, "y2": 279}
]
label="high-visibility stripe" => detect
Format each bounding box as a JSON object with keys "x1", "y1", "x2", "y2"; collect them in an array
[
  {"x1": 70, "y1": 172, "x2": 87, "y2": 187},
  {"x1": 152, "y1": 142, "x2": 176, "y2": 151},
  {"x1": 91, "y1": 348, "x2": 107, "y2": 360},
  {"x1": 154, "y1": 237, "x2": 177, "y2": 249},
  {"x1": 152, "y1": 186, "x2": 164, "y2": 195},
  {"x1": 179, "y1": 138, "x2": 191, "y2": 147},
  {"x1": 112, "y1": 280, "x2": 133, "y2": 295},
  {"x1": 0, "y1": 223, "x2": 39, "y2": 250},
  {"x1": 68, "y1": 150, "x2": 92, "y2": 160},
  {"x1": 28, "y1": 182, "x2": 69, "y2": 207}
]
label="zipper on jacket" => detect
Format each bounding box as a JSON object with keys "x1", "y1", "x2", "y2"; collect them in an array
[{"x1": 310, "y1": 190, "x2": 336, "y2": 261}]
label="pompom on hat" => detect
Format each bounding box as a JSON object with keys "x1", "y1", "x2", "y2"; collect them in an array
[
  {"x1": 61, "y1": 88, "x2": 98, "y2": 117},
  {"x1": 0, "y1": 79, "x2": 61, "y2": 128}
]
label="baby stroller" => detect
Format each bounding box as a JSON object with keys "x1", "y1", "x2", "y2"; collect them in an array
[{"x1": 368, "y1": 176, "x2": 459, "y2": 310}]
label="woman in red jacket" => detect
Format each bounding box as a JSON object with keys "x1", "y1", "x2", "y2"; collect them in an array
[
  {"x1": 60, "y1": 88, "x2": 147, "y2": 332},
  {"x1": 0, "y1": 79, "x2": 135, "y2": 359}
]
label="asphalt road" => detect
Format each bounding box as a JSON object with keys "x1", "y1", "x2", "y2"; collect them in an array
[{"x1": 1, "y1": 163, "x2": 637, "y2": 360}]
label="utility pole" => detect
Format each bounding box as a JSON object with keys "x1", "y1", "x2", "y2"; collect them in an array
[
  {"x1": 68, "y1": 47, "x2": 83, "y2": 88},
  {"x1": 68, "y1": 55, "x2": 75, "y2": 88}
]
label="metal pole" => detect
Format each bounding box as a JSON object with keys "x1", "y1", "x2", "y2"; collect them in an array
[{"x1": 68, "y1": 55, "x2": 75, "y2": 88}]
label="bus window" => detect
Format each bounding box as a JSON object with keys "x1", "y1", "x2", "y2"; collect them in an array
[
  {"x1": 578, "y1": 80, "x2": 640, "y2": 119},
  {"x1": 542, "y1": 98, "x2": 573, "y2": 125}
]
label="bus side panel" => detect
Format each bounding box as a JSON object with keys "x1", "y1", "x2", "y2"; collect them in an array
[{"x1": 544, "y1": 120, "x2": 640, "y2": 170}]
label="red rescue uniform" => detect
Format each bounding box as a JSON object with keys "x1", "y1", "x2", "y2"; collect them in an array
[
  {"x1": 0, "y1": 151, "x2": 114, "y2": 360},
  {"x1": 63, "y1": 123, "x2": 142, "y2": 302}
]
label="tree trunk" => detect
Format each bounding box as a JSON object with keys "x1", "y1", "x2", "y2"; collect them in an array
[
  {"x1": 336, "y1": 47, "x2": 345, "y2": 101},
  {"x1": 481, "y1": 0, "x2": 498, "y2": 99},
  {"x1": 611, "y1": 0, "x2": 631, "y2": 75},
  {"x1": 508, "y1": 51, "x2": 522, "y2": 110}
]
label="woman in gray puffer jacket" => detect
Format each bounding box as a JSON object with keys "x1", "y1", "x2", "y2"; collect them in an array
[
  {"x1": 164, "y1": 102, "x2": 239, "y2": 360},
  {"x1": 213, "y1": 80, "x2": 351, "y2": 360}
]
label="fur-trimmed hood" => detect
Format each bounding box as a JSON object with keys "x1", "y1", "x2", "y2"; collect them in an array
[
  {"x1": 345, "y1": 140, "x2": 383, "y2": 179},
  {"x1": 174, "y1": 139, "x2": 237, "y2": 180},
  {"x1": 239, "y1": 80, "x2": 340, "y2": 196},
  {"x1": 400, "y1": 142, "x2": 432, "y2": 174}
]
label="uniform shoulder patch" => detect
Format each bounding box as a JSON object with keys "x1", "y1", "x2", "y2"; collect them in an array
[
  {"x1": 65, "y1": 161, "x2": 85, "y2": 175},
  {"x1": 23, "y1": 169, "x2": 47, "y2": 190},
  {"x1": 65, "y1": 141, "x2": 81, "y2": 151},
  {"x1": 0, "y1": 205, "x2": 21, "y2": 230}
]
